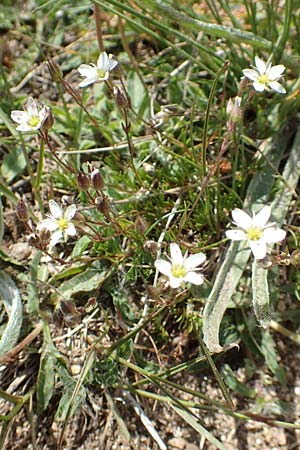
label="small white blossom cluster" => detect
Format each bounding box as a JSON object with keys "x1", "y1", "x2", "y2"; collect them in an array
[{"x1": 155, "y1": 205, "x2": 286, "y2": 289}]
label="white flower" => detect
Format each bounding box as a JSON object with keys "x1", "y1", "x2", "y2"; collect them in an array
[
  {"x1": 242, "y1": 56, "x2": 286, "y2": 94},
  {"x1": 225, "y1": 205, "x2": 286, "y2": 260},
  {"x1": 11, "y1": 97, "x2": 48, "y2": 132},
  {"x1": 78, "y1": 51, "x2": 118, "y2": 87},
  {"x1": 37, "y1": 200, "x2": 77, "y2": 248},
  {"x1": 154, "y1": 243, "x2": 206, "y2": 288}
]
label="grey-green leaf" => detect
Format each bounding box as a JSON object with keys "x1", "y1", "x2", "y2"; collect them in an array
[
  {"x1": 0, "y1": 271, "x2": 23, "y2": 356},
  {"x1": 252, "y1": 261, "x2": 270, "y2": 328}
]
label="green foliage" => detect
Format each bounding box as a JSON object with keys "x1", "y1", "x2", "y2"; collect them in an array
[{"x1": 1, "y1": 0, "x2": 300, "y2": 448}]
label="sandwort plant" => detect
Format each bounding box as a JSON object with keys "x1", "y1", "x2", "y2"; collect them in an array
[{"x1": 1, "y1": 1, "x2": 300, "y2": 449}]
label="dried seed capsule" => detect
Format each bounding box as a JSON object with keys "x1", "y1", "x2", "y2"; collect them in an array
[{"x1": 16, "y1": 199, "x2": 28, "y2": 221}]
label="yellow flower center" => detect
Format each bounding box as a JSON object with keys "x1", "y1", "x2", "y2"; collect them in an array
[
  {"x1": 171, "y1": 264, "x2": 187, "y2": 278},
  {"x1": 57, "y1": 217, "x2": 69, "y2": 231},
  {"x1": 28, "y1": 116, "x2": 40, "y2": 128},
  {"x1": 247, "y1": 227, "x2": 263, "y2": 241},
  {"x1": 257, "y1": 74, "x2": 269, "y2": 85},
  {"x1": 97, "y1": 68, "x2": 107, "y2": 79}
]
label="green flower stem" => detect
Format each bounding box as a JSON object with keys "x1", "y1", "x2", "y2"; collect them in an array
[
  {"x1": 272, "y1": 0, "x2": 293, "y2": 63},
  {"x1": 36, "y1": 137, "x2": 45, "y2": 191},
  {"x1": 93, "y1": 3, "x2": 104, "y2": 52}
]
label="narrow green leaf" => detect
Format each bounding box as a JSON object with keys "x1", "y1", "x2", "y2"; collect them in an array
[
  {"x1": 37, "y1": 346, "x2": 56, "y2": 412},
  {"x1": 1, "y1": 146, "x2": 26, "y2": 183},
  {"x1": 26, "y1": 251, "x2": 42, "y2": 315},
  {"x1": 172, "y1": 405, "x2": 227, "y2": 450},
  {"x1": 127, "y1": 70, "x2": 150, "y2": 119},
  {"x1": 105, "y1": 391, "x2": 131, "y2": 442},
  {"x1": 222, "y1": 364, "x2": 256, "y2": 399},
  {"x1": 261, "y1": 330, "x2": 286, "y2": 385},
  {"x1": 51, "y1": 261, "x2": 112, "y2": 303},
  {"x1": 71, "y1": 235, "x2": 91, "y2": 258}
]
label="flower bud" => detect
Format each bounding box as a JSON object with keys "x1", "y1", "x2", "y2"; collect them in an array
[
  {"x1": 47, "y1": 58, "x2": 63, "y2": 81},
  {"x1": 39, "y1": 227, "x2": 51, "y2": 245},
  {"x1": 77, "y1": 171, "x2": 90, "y2": 190},
  {"x1": 291, "y1": 250, "x2": 300, "y2": 267},
  {"x1": 41, "y1": 106, "x2": 55, "y2": 133},
  {"x1": 238, "y1": 76, "x2": 250, "y2": 94},
  {"x1": 135, "y1": 215, "x2": 149, "y2": 234},
  {"x1": 91, "y1": 169, "x2": 104, "y2": 191},
  {"x1": 16, "y1": 198, "x2": 28, "y2": 221},
  {"x1": 95, "y1": 194, "x2": 110, "y2": 217},
  {"x1": 226, "y1": 96, "x2": 243, "y2": 123},
  {"x1": 113, "y1": 86, "x2": 131, "y2": 109},
  {"x1": 143, "y1": 240, "x2": 158, "y2": 258}
]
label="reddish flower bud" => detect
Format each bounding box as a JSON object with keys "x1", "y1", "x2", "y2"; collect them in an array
[
  {"x1": 77, "y1": 172, "x2": 90, "y2": 190},
  {"x1": 91, "y1": 169, "x2": 104, "y2": 191}
]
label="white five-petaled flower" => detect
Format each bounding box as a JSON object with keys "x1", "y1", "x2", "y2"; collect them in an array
[
  {"x1": 225, "y1": 205, "x2": 286, "y2": 260},
  {"x1": 11, "y1": 96, "x2": 48, "y2": 132},
  {"x1": 154, "y1": 243, "x2": 206, "y2": 289},
  {"x1": 242, "y1": 56, "x2": 286, "y2": 94},
  {"x1": 78, "y1": 51, "x2": 118, "y2": 88},
  {"x1": 37, "y1": 200, "x2": 77, "y2": 248}
]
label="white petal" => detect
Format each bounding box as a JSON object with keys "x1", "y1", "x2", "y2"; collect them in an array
[
  {"x1": 25, "y1": 97, "x2": 39, "y2": 116},
  {"x1": 263, "y1": 228, "x2": 286, "y2": 243},
  {"x1": 268, "y1": 64, "x2": 285, "y2": 79},
  {"x1": 66, "y1": 223, "x2": 77, "y2": 236},
  {"x1": 39, "y1": 106, "x2": 48, "y2": 122},
  {"x1": 170, "y1": 243, "x2": 183, "y2": 265},
  {"x1": 65, "y1": 204, "x2": 77, "y2": 220},
  {"x1": 15, "y1": 123, "x2": 35, "y2": 132},
  {"x1": 97, "y1": 52, "x2": 109, "y2": 70},
  {"x1": 169, "y1": 275, "x2": 182, "y2": 289},
  {"x1": 11, "y1": 110, "x2": 28, "y2": 124},
  {"x1": 249, "y1": 240, "x2": 267, "y2": 259},
  {"x1": 79, "y1": 77, "x2": 98, "y2": 88},
  {"x1": 108, "y1": 58, "x2": 118, "y2": 71},
  {"x1": 253, "y1": 205, "x2": 271, "y2": 227},
  {"x1": 185, "y1": 252, "x2": 206, "y2": 270},
  {"x1": 78, "y1": 64, "x2": 95, "y2": 76},
  {"x1": 231, "y1": 208, "x2": 253, "y2": 229},
  {"x1": 184, "y1": 271, "x2": 204, "y2": 285},
  {"x1": 225, "y1": 229, "x2": 247, "y2": 241},
  {"x1": 49, "y1": 200, "x2": 63, "y2": 219},
  {"x1": 254, "y1": 56, "x2": 267, "y2": 74},
  {"x1": 253, "y1": 81, "x2": 266, "y2": 92},
  {"x1": 49, "y1": 229, "x2": 63, "y2": 248},
  {"x1": 154, "y1": 259, "x2": 172, "y2": 277},
  {"x1": 242, "y1": 69, "x2": 259, "y2": 81},
  {"x1": 268, "y1": 81, "x2": 286, "y2": 94},
  {"x1": 37, "y1": 218, "x2": 58, "y2": 231}
]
